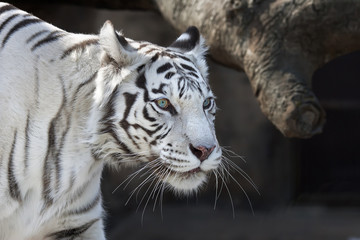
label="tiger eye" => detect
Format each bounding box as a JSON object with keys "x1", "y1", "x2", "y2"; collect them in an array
[
  {"x1": 203, "y1": 97, "x2": 212, "y2": 109},
  {"x1": 156, "y1": 98, "x2": 170, "y2": 109}
]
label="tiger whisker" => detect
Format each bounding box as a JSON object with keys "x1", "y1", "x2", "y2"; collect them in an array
[
  {"x1": 212, "y1": 170, "x2": 220, "y2": 210},
  {"x1": 113, "y1": 158, "x2": 162, "y2": 194},
  {"x1": 137, "y1": 175, "x2": 159, "y2": 225},
  {"x1": 125, "y1": 160, "x2": 163, "y2": 198},
  {"x1": 139, "y1": 165, "x2": 171, "y2": 223},
  {"x1": 215, "y1": 167, "x2": 235, "y2": 219},
  {"x1": 148, "y1": 177, "x2": 161, "y2": 206},
  {"x1": 151, "y1": 165, "x2": 168, "y2": 201},
  {"x1": 159, "y1": 167, "x2": 172, "y2": 220},
  {"x1": 222, "y1": 156, "x2": 260, "y2": 195},
  {"x1": 112, "y1": 166, "x2": 146, "y2": 194},
  {"x1": 152, "y1": 166, "x2": 171, "y2": 212},
  {"x1": 135, "y1": 164, "x2": 162, "y2": 202},
  {"x1": 112, "y1": 162, "x2": 151, "y2": 194},
  {"x1": 125, "y1": 170, "x2": 158, "y2": 206},
  {"x1": 134, "y1": 161, "x2": 164, "y2": 201},
  {"x1": 139, "y1": 160, "x2": 162, "y2": 178},
  {"x1": 221, "y1": 146, "x2": 247, "y2": 163},
  {"x1": 152, "y1": 180, "x2": 163, "y2": 212},
  {"x1": 220, "y1": 161, "x2": 255, "y2": 216}
]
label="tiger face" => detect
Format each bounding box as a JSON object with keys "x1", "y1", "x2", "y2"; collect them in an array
[{"x1": 91, "y1": 21, "x2": 222, "y2": 194}]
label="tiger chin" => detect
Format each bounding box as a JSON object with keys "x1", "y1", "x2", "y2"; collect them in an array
[{"x1": 0, "y1": 3, "x2": 222, "y2": 239}]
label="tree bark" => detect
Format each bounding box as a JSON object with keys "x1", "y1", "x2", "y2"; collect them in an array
[
  {"x1": 155, "y1": 0, "x2": 360, "y2": 138},
  {"x1": 13, "y1": 0, "x2": 360, "y2": 138}
]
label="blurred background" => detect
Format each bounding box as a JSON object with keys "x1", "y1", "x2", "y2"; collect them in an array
[{"x1": 14, "y1": 3, "x2": 360, "y2": 240}]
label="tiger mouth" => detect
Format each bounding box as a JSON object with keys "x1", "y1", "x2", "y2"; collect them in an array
[
  {"x1": 160, "y1": 166, "x2": 206, "y2": 180},
  {"x1": 185, "y1": 167, "x2": 201, "y2": 174}
]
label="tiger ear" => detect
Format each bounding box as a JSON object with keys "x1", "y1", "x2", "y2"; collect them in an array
[
  {"x1": 169, "y1": 26, "x2": 209, "y2": 79},
  {"x1": 99, "y1": 20, "x2": 137, "y2": 66}
]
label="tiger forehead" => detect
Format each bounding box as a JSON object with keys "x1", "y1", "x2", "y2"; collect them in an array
[
  {"x1": 150, "y1": 54, "x2": 206, "y2": 83},
  {"x1": 147, "y1": 58, "x2": 210, "y2": 99}
]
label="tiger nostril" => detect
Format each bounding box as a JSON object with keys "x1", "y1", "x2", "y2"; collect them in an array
[
  {"x1": 189, "y1": 144, "x2": 216, "y2": 162},
  {"x1": 190, "y1": 144, "x2": 203, "y2": 160}
]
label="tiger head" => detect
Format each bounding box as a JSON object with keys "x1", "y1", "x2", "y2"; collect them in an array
[{"x1": 90, "y1": 21, "x2": 222, "y2": 194}]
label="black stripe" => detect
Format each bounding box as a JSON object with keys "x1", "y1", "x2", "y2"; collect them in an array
[
  {"x1": 180, "y1": 63, "x2": 197, "y2": 73},
  {"x1": 65, "y1": 192, "x2": 101, "y2": 216},
  {"x1": 2, "y1": 18, "x2": 42, "y2": 48},
  {"x1": 72, "y1": 72, "x2": 97, "y2": 102},
  {"x1": 8, "y1": 130, "x2": 21, "y2": 201},
  {"x1": 0, "y1": 13, "x2": 19, "y2": 33},
  {"x1": 136, "y1": 73, "x2": 146, "y2": 89},
  {"x1": 188, "y1": 72, "x2": 199, "y2": 78},
  {"x1": 165, "y1": 71, "x2": 175, "y2": 79},
  {"x1": 122, "y1": 93, "x2": 138, "y2": 123},
  {"x1": 47, "y1": 219, "x2": 99, "y2": 239},
  {"x1": 109, "y1": 128, "x2": 133, "y2": 155},
  {"x1": 176, "y1": 54, "x2": 192, "y2": 62},
  {"x1": 178, "y1": 78, "x2": 186, "y2": 99},
  {"x1": 97, "y1": 87, "x2": 134, "y2": 156},
  {"x1": 120, "y1": 93, "x2": 141, "y2": 149},
  {"x1": 132, "y1": 124, "x2": 163, "y2": 137},
  {"x1": 136, "y1": 73, "x2": 150, "y2": 102},
  {"x1": 151, "y1": 83, "x2": 168, "y2": 95},
  {"x1": 137, "y1": 64, "x2": 145, "y2": 72},
  {"x1": 149, "y1": 104, "x2": 161, "y2": 115},
  {"x1": 142, "y1": 106, "x2": 156, "y2": 122},
  {"x1": 60, "y1": 38, "x2": 99, "y2": 59},
  {"x1": 150, "y1": 53, "x2": 159, "y2": 62},
  {"x1": 26, "y1": 29, "x2": 48, "y2": 44},
  {"x1": 158, "y1": 127, "x2": 171, "y2": 140},
  {"x1": 42, "y1": 121, "x2": 55, "y2": 207},
  {"x1": 54, "y1": 127, "x2": 69, "y2": 192},
  {"x1": 24, "y1": 112, "x2": 30, "y2": 173},
  {"x1": 99, "y1": 85, "x2": 118, "y2": 131},
  {"x1": 54, "y1": 77, "x2": 69, "y2": 193},
  {"x1": 31, "y1": 30, "x2": 65, "y2": 51},
  {"x1": 157, "y1": 63, "x2": 173, "y2": 74},
  {"x1": 0, "y1": 4, "x2": 16, "y2": 16},
  {"x1": 97, "y1": 127, "x2": 133, "y2": 156},
  {"x1": 42, "y1": 76, "x2": 68, "y2": 207}
]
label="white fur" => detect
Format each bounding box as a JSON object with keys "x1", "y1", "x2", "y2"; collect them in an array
[
  {"x1": 186, "y1": 35, "x2": 209, "y2": 79},
  {"x1": 0, "y1": 3, "x2": 222, "y2": 239}
]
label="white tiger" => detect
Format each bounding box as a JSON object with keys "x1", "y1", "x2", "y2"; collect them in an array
[{"x1": 0, "y1": 3, "x2": 223, "y2": 239}]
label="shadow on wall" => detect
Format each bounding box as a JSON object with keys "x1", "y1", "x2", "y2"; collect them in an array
[{"x1": 14, "y1": 3, "x2": 360, "y2": 240}]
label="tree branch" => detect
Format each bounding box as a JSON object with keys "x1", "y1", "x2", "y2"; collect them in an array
[{"x1": 156, "y1": 0, "x2": 360, "y2": 138}]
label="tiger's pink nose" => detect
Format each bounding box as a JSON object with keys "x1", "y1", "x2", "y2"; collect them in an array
[{"x1": 190, "y1": 144, "x2": 216, "y2": 162}]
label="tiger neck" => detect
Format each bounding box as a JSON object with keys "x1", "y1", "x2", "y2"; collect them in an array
[
  {"x1": 46, "y1": 38, "x2": 103, "y2": 168},
  {"x1": 60, "y1": 40, "x2": 102, "y2": 147}
]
